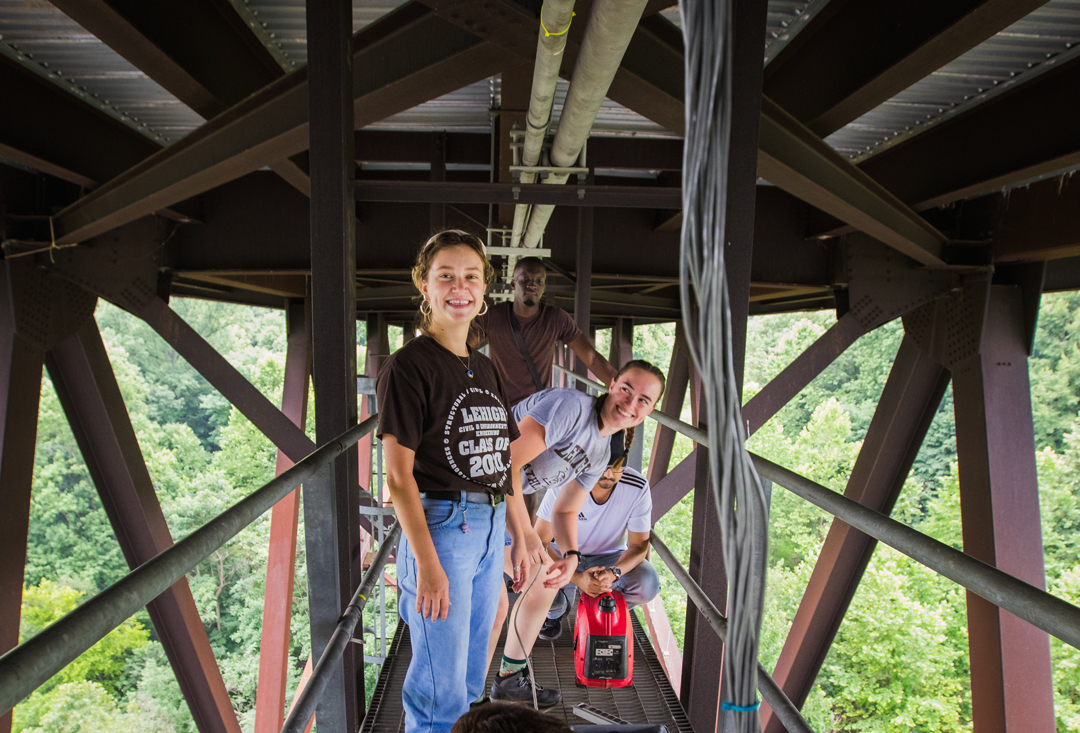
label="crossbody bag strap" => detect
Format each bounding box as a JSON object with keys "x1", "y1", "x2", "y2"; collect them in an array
[{"x1": 508, "y1": 309, "x2": 545, "y2": 392}]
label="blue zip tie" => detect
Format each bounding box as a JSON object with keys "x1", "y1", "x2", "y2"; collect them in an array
[{"x1": 721, "y1": 701, "x2": 760, "y2": 713}]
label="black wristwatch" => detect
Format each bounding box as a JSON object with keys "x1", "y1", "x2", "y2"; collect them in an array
[
  {"x1": 564, "y1": 550, "x2": 582, "y2": 565},
  {"x1": 607, "y1": 565, "x2": 622, "y2": 579}
]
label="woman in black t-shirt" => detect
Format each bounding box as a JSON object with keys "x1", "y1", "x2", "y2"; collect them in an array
[{"x1": 376, "y1": 230, "x2": 543, "y2": 733}]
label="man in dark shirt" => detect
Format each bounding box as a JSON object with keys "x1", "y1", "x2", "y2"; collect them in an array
[{"x1": 471, "y1": 257, "x2": 617, "y2": 407}]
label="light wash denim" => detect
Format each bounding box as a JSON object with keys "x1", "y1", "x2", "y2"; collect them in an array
[
  {"x1": 397, "y1": 495, "x2": 506, "y2": 733},
  {"x1": 546, "y1": 551, "x2": 660, "y2": 619}
]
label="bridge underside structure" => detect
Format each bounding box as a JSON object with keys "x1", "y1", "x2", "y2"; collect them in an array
[{"x1": 1, "y1": 0, "x2": 1079, "y2": 732}]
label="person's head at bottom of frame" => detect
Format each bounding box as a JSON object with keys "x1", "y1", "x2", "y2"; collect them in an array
[{"x1": 451, "y1": 702, "x2": 574, "y2": 733}]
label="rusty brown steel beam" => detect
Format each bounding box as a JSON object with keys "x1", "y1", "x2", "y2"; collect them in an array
[
  {"x1": 855, "y1": 50, "x2": 1080, "y2": 214},
  {"x1": 139, "y1": 297, "x2": 316, "y2": 462},
  {"x1": 650, "y1": 450, "x2": 697, "y2": 523},
  {"x1": 947, "y1": 284, "x2": 1056, "y2": 733},
  {"x1": 764, "y1": 0, "x2": 1051, "y2": 136},
  {"x1": 762, "y1": 336, "x2": 949, "y2": 732},
  {"x1": 253, "y1": 299, "x2": 311, "y2": 733},
  {"x1": 742, "y1": 312, "x2": 865, "y2": 436},
  {"x1": 305, "y1": 0, "x2": 364, "y2": 723},
  {"x1": 0, "y1": 267, "x2": 47, "y2": 733},
  {"x1": 51, "y1": 3, "x2": 515, "y2": 245},
  {"x1": 47, "y1": 319, "x2": 242, "y2": 733},
  {"x1": 0, "y1": 52, "x2": 162, "y2": 187},
  {"x1": 758, "y1": 97, "x2": 947, "y2": 266}
]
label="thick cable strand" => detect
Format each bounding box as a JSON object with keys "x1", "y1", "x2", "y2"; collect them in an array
[{"x1": 677, "y1": 0, "x2": 769, "y2": 727}]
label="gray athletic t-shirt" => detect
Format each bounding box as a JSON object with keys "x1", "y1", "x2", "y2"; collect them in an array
[
  {"x1": 538, "y1": 466, "x2": 652, "y2": 555},
  {"x1": 512, "y1": 388, "x2": 609, "y2": 495}
]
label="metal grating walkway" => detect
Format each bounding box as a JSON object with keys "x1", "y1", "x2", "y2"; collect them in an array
[{"x1": 360, "y1": 611, "x2": 695, "y2": 732}]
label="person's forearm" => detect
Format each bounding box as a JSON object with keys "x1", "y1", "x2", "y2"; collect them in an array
[
  {"x1": 590, "y1": 356, "x2": 617, "y2": 387},
  {"x1": 386, "y1": 475, "x2": 440, "y2": 568},
  {"x1": 613, "y1": 542, "x2": 649, "y2": 575},
  {"x1": 505, "y1": 489, "x2": 529, "y2": 539},
  {"x1": 552, "y1": 508, "x2": 580, "y2": 557}
]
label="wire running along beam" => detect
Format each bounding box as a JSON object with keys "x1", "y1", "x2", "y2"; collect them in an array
[
  {"x1": 552, "y1": 364, "x2": 1080, "y2": 652},
  {"x1": 282, "y1": 522, "x2": 401, "y2": 733},
  {"x1": 0, "y1": 416, "x2": 380, "y2": 717}
]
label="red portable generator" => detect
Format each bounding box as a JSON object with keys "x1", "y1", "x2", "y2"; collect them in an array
[{"x1": 573, "y1": 591, "x2": 634, "y2": 688}]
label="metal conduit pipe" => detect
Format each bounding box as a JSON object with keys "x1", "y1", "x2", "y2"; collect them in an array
[
  {"x1": 0, "y1": 415, "x2": 381, "y2": 717},
  {"x1": 651, "y1": 533, "x2": 815, "y2": 733},
  {"x1": 521, "y1": 0, "x2": 649, "y2": 247},
  {"x1": 523, "y1": 0, "x2": 576, "y2": 168},
  {"x1": 551, "y1": 364, "x2": 1080, "y2": 651},
  {"x1": 509, "y1": 0, "x2": 576, "y2": 247},
  {"x1": 282, "y1": 523, "x2": 402, "y2": 733}
]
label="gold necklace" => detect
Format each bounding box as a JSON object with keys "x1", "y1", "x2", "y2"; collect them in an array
[{"x1": 455, "y1": 349, "x2": 474, "y2": 378}]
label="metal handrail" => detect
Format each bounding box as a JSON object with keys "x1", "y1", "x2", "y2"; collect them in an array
[
  {"x1": 751, "y1": 455, "x2": 1080, "y2": 650},
  {"x1": 282, "y1": 522, "x2": 401, "y2": 733},
  {"x1": 552, "y1": 363, "x2": 1080, "y2": 651},
  {"x1": 651, "y1": 533, "x2": 814, "y2": 733},
  {"x1": 0, "y1": 415, "x2": 380, "y2": 716}
]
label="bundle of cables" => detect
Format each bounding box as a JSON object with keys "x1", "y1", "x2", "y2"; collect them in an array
[{"x1": 678, "y1": 0, "x2": 769, "y2": 729}]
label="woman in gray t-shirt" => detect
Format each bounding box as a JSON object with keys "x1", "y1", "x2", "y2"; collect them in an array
[{"x1": 484, "y1": 361, "x2": 666, "y2": 706}]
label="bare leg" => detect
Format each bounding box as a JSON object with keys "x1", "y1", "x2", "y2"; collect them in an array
[
  {"x1": 503, "y1": 563, "x2": 560, "y2": 660},
  {"x1": 484, "y1": 575, "x2": 509, "y2": 680}
]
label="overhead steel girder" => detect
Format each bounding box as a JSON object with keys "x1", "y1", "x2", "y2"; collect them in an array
[
  {"x1": 423, "y1": 0, "x2": 949, "y2": 266},
  {"x1": 353, "y1": 131, "x2": 683, "y2": 172},
  {"x1": 855, "y1": 49, "x2": 1080, "y2": 212},
  {"x1": 763, "y1": 0, "x2": 1050, "y2": 136},
  {"x1": 50, "y1": 0, "x2": 311, "y2": 197},
  {"x1": 758, "y1": 97, "x2": 947, "y2": 266},
  {"x1": 49, "y1": 0, "x2": 281, "y2": 120},
  {"x1": 51, "y1": 3, "x2": 514, "y2": 245},
  {"x1": 354, "y1": 180, "x2": 682, "y2": 208},
  {"x1": 0, "y1": 52, "x2": 161, "y2": 186}
]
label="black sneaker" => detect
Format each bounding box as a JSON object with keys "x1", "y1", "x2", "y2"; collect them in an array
[
  {"x1": 490, "y1": 668, "x2": 562, "y2": 708},
  {"x1": 538, "y1": 616, "x2": 563, "y2": 641}
]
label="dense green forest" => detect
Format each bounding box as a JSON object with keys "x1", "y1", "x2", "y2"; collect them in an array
[{"x1": 14, "y1": 292, "x2": 1080, "y2": 732}]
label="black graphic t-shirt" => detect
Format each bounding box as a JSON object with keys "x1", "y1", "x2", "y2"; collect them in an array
[{"x1": 376, "y1": 336, "x2": 520, "y2": 496}]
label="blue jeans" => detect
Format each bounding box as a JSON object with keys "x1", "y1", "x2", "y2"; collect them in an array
[{"x1": 398, "y1": 495, "x2": 506, "y2": 733}]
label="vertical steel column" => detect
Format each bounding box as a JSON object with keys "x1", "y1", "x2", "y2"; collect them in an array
[
  {"x1": 608, "y1": 317, "x2": 634, "y2": 368},
  {"x1": 357, "y1": 313, "x2": 387, "y2": 494},
  {"x1": 952, "y1": 285, "x2": 1055, "y2": 733},
  {"x1": 682, "y1": 0, "x2": 767, "y2": 727},
  {"x1": 0, "y1": 269, "x2": 44, "y2": 733},
  {"x1": 305, "y1": 0, "x2": 360, "y2": 728},
  {"x1": 573, "y1": 195, "x2": 594, "y2": 390},
  {"x1": 430, "y1": 132, "x2": 447, "y2": 233},
  {"x1": 254, "y1": 299, "x2": 312, "y2": 733},
  {"x1": 762, "y1": 337, "x2": 949, "y2": 733},
  {"x1": 47, "y1": 319, "x2": 241, "y2": 733},
  {"x1": 648, "y1": 322, "x2": 689, "y2": 486}
]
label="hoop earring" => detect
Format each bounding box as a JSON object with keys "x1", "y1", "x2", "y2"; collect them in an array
[
  {"x1": 477, "y1": 300, "x2": 489, "y2": 316},
  {"x1": 420, "y1": 298, "x2": 431, "y2": 316}
]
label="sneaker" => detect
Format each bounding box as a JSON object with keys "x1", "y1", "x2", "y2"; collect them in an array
[
  {"x1": 490, "y1": 668, "x2": 562, "y2": 708},
  {"x1": 538, "y1": 616, "x2": 563, "y2": 641}
]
